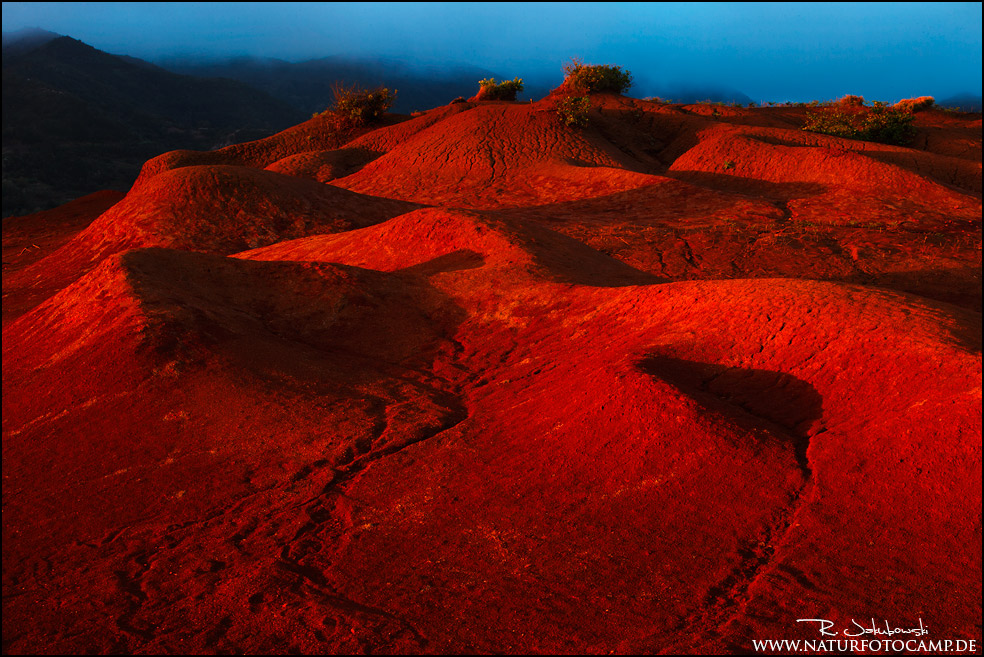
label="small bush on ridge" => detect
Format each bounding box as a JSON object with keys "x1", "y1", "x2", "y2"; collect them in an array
[
  {"x1": 476, "y1": 77, "x2": 524, "y2": 101},
  {"x1": 802, "y1": 104, "x2": 916, "y2": 146},
  {"x1": 893, "y1": 96, "x2": 935, "y2": 112},
  {"x1": 561, "y1": 58, "x2": 632, "y2": 94},
  {"x1": 836, "y1": 94, "x2": 866, "y2": 107},
  {"x1": 328, "y1": 82, "x2": 396, "y2": 125},
  {"x1": 557, "y1": 95, "x2": 591, "y2": 127}
]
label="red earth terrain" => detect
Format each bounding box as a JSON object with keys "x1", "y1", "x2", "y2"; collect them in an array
[{"x1": 3, "y1": 94, "x2": 982, "y2": 654}]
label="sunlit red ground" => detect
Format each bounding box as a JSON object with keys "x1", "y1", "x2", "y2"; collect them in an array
[{"x1": 3, "y1": 95, "x2": 981, "y2": 654}]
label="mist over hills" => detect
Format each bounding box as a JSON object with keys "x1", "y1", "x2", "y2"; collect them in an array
[
  {"x1": 1, "y1": 29, "x2": 506, "y2": 217},
  {"x1": 937, "y1": 93, "x2": 984, "y2": 112},
  {"x1": 157, "y1": 55, "x2": 502, "y2": 115},
  {"x1": 3, "y1": 26, "x2": 981, "y2": 217},
  {"x1": 157, "y1": 55, "x2": 763, "y2": 111},
  {"x1": 1, "y1": 26, "x2": 61, "y2": 56}
]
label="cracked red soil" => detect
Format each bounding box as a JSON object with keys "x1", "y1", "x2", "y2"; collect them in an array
[{"x1": 3, "y1": 95, "x2": 981, "y2": 654}]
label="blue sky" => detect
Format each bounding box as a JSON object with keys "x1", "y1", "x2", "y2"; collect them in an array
[{"x1": 3, "y1": 2, "x2": 981, "y2": 102}]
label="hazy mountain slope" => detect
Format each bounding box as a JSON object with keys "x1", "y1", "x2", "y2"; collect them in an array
[
  {"x1": 937, "y1": 92, "x2": 984, "y2": 112},
  {"x1": 2, "y1": 36, "x2": 306, "y2": 217},
  {"x1": 1, "y1": 26, "x2": 61, "y2": 56}
]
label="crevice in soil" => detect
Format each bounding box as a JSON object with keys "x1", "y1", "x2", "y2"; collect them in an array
[
  {"x1": 636, "y1": 354, "x2": 825, "y2": 646},
  {"x1": 273, "y1": 402, "x2": 470, "y2": 651}
]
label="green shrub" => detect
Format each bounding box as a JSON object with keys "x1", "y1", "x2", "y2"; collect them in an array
[
  {"x1": 802, "y1": 104, "x2": 916, "y2": 146},
  {"x1": 557, "y1": 95, "x2": 591, "y2": 127},
  {"x1": 861, "y1": 106, "x2": 918, "y2": 144},
  {"x1": 561, "y1": 58, "x2": 632, "y2": 94},
  {"x1": 476, "y1": 77, "x2": 524, "y2": 101},
  {"x1": 328, "y1": 83, "x2": 396, "y2": 125}
]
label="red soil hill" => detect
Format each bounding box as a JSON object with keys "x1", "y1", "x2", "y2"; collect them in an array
[
  {"x1": 3, "y1": 165, "x2": 420, "y2": 329},
  {"x1": 3, "y1": 94, "x2": 981, "y2": 654}
]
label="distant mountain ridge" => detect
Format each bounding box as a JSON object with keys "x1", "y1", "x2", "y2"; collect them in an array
[
  {"x1": 937, "y1": 93, "x2": 983, "y2": 112},
  {"x1": 5, "y1": 36, "x2": 305, "y2": 132},
  {"x1": 2, "y1": 34, "x2": 306, "y2": 217}
]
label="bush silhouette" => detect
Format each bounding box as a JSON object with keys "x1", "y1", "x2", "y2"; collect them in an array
[
  {"x1": 327, "y1": 83, "x2": 396, "y2": 125},
  {"x1": 474, "y1": 77, "x2": 524, "y2": 101},
  {"x1": 560, "y1": 58, "x2": 632, "y2": 94}
]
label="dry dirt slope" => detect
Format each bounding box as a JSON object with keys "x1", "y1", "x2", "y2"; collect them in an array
[{"x1": 2, "y1": 94, "x2": 981, "y2": 654}]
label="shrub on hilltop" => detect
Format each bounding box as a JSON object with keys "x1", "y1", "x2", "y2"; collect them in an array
[
  {"x1": 835, "y1": 94, "x2": 866, "y2": 108},
  {"x1": 316, "y1": 83, "x2": 396, "y2": 126},
  {"x1": 559, "y1": 58, "x2": 632, "y2": 94},
  {"x1": 893, "y1": 96, "x2": 935, "y2": 113},
  {"x1": 802, "y1": 102, "x2": 916, "y2": 146},
  {"x1": 473, "y1": 77, "x2": 524, "y2": 101}
]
